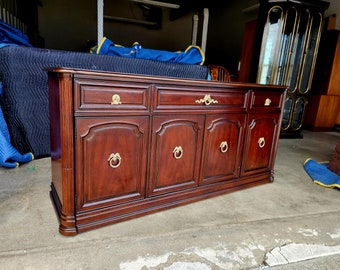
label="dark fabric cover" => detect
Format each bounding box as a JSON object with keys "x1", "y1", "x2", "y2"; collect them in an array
[
  {"x1": 328, "y1": 140, "x2": 340, "y2": 175},
  {"x1": 0, "y1": 46, "x2": 208, "y2": 158}
]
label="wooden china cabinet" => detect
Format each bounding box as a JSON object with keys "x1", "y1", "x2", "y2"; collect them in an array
[
  {"x1": 48, "y1": 68, "x2": 286, "y2": 235},
  {"x1": 250, "y1": 0, "x2": 329, "y2": 138}
]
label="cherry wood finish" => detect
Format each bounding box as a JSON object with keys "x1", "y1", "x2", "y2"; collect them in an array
[
  {"x1": 305, "y1": 30, "x2": 340, "y2": 131},
  {"x1": 48, "y1": 68, "x2": 286, "y2": 235}
]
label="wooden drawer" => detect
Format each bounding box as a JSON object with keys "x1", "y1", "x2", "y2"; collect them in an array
[
  {"x1": 250, "y1": 91, "x2": 283, "y2": 110},
  {"x1": 74, "y1": 80, "x2": 150, "y2": 112},
  {"x1": 154, "y1": 87, "x2": 248, "y2": 111}
]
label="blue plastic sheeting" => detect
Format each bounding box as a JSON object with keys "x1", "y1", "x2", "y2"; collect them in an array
[
  {"x1": 0, "y1": 19, "x2": 32, "y2": 48},
  {"x1": 94, "y1": 37, "x2": 205, "y2": 65}
]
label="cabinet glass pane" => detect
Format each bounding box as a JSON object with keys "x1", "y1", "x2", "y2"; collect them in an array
[
  {"x1": 292, "y1": 97, "x2": 306, "y2": 130},
  {"x1": 276, "y1": 7, "x2": 297, "y2": 85},
  {"x1": 299, "y1": 12, "x2": 322, "y2": 94},
  {"x1": 281, "y1": 97, "x2": 293, "y2": 130},
  {"x1": 286, "y1": 9, "x2": 310, "y2": 92},
  {"x1": 257, "y1": 6, "x2": 283, "y2": 84}
]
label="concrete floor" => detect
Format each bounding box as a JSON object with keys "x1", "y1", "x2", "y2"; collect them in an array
[{"x1": 1, "y1": 130, "x2": 340, "y2": 270}]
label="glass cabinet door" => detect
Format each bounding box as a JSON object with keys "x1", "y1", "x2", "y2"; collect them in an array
[
  {"x1": 286, "y1": 9, "x2": 310, "y2": 92},
  {"x1": 298, "y1": 12, "x2": 323, "y2": 94},
  {"x1": 257, "y1": 6, "x2": 284, "y2": 84},
  {"x1": 276, "y1": 7, "x2": 298, "y2": 86},
  {"x1": 292, "y1": 97, "x2": 307, "y2": 130},
  {"x1": 281, "y1": 97, "x2": 293, "y2": 130}
]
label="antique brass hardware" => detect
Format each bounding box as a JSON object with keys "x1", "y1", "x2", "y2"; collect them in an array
[
  {"x1": 195, "y1": 94, "x2": 218, "y2": 106},
  {"x1": 111, "y1": 94, "x2": 122, "y2": 105},
  {"x1": 173, "y1": 146, "x2": 183, "y2": 159},
  {"x1": 258, "y1": 137, "x2": 265, "y2": 148},
  {"x1": 108, "y1": 153, "x2": 122, "y2": 168},
  {"x1": 220, "y1": 141, "x2": 228, "y2": 153},
  {"x1": 264, "y1": 98, "x2": 271, "y2": 106}
]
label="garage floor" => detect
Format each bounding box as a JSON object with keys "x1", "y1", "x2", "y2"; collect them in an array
[{"x1": 1, "y1": 130, "x2": 340, "y2": 270}]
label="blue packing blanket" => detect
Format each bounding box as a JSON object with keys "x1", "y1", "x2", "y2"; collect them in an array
[
  {"x1": 93, "y1": 37, "x2": 205, "y2": 65},
  {"x1": 0, "y1": 19, "x2": 34, "y2": 168},
  {"x1": 304, "y1": 158, "x2": 340, "y2": 189}
]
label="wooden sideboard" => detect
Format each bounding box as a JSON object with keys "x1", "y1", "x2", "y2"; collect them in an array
[{"x1": 48, "y1": 68, "x2": 286, "y2": 236}]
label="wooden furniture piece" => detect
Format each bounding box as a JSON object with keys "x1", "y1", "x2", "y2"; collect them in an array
[
  {"x1": 208, "y1": 65, "x2": 231, "y2": 82},
  {"x1": 328, "y1": 140, "x2": 340, "y2": 175},
  {"x1": 304, "y1": 30, "x2": 340, "y2": 131},
  {"x1": 48, "y1": 68, "x2": 286, "y2": 236},
  {"x1": 249, "y1": 0, "x2": 329, "y2": 138}
]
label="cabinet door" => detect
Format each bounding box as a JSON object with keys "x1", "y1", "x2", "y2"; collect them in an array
[
  {"x1": 148, "y1": 115, "x2": 204, "y2": 196},
  {"x1": 241, "y1": 113, "x2": 280, "y2": 175},
  {"x1": 201, "y1": 114, "x2": 246, "y2": 184},
  {"x1": 75, "y1": 117, "x2": 149, "y2": 211}
]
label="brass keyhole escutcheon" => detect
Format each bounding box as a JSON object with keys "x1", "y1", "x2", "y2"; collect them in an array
[
  {"x1": 258, "y1": 137, "x2": 265, "y2": 148},
  {"x1": 111, "y1": 94, "x2": 122, "y2": 105},
  {"x1": 220, "y1": 141, "x2": 228, "y2": 153},
  {"x1": 173, "y1": 146, "x2": 183, "y2": 159},
  {"x1": 108, "y1": 153, "x2": 122, "y2": 168}
]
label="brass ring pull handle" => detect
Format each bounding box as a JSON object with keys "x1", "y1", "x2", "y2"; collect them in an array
[
  {"x1": 195, "y1": 94, "x2": 218, "y2": 106},
  {"x1": 111, "y1": 94, "x2": 122, "y2": 105},
  {"x1": 220, "y1": 141, "x2": 228, "y2": 153},
  {"x1": 264, "y1": 98, "x2": 271, "y2": 106},
  {"x1": 173, "y1": 146, "x2": 183, "y2": 159},
  {"x1": 258, "y1": 137, "x2": 265, "y2": 148},
  {"x1": 108, "y1": 153, "x2": 122, "y2": 168}
]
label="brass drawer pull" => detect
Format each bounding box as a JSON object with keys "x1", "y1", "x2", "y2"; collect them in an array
[
  {"x1": 173, "y1": 146, "x2": 183, "y2": 159},
  {"x1": 220, "y1": 141, "x2": 228, "y2": 153},
  {"x1": 195, "y1": 94, "x2": 218, "y2": 106},
  {"x1": 264, "y1": 98, "x2": 271, "y2": 106},
  {"x1": 111, "y1": 94, "x2": 122, "y2": 105},
  {"x1": 258, "y1": 137, "x2": 265, "y2": 148},
  {"x1": 108, "y1": 153, "x2": 122, "y2": 168}
]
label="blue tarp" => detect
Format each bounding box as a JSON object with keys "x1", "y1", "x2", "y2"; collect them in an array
[
  {"x1": 93, "y1": 37, "x2": 205, "y2": 65},
  {"x1": 0, "y1": 19, "x2": 34, "y2": 168},
  {"x1": 0, "y1": 19, "x2": 32, "y2": 48},
  {"x1": 304, "y1": 158, "x2": 340, "y2": 189}
]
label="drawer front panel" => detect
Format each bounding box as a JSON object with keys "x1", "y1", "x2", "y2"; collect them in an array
[
  {"x1": 75, "y1": 81, "x2": 150, "y2": 111},
  {"x1": 154, "y1": 88, "x2": 248, "y2": 111},
  {"x1": 250, "y1": 91, "x2": 284, "y2": 110}
]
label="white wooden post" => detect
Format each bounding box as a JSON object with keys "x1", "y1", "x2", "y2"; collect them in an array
[
  {"x1": 97, "y1": 0, "x2": 104, "y2": 44},
  {"x1": 201, "y1": 8, "x2": 209, "y2": 54}
]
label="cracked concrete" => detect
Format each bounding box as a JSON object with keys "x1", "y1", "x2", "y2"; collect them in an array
[
  {"x1": 1, "y1": 131, "x2": 340, "y2": 269},
  {"x1": 265, "y1": 243, "x2": 340, "y2": 266}
]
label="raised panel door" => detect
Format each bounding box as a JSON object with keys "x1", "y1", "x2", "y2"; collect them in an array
[
  {"x1": 75, "y1": 116, "x2": 149, "y2": 211},
  {"x1": 201, "y1": 114, "x2": 246, "y2": 184},
  {"x1": 241, "y1": 113, "x2": 280, "y2": 175},
  {"x1": 148, "y1": 115, "x2": 204, "y2": 196}
]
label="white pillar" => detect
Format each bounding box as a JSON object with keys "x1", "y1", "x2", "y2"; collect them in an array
[
  {"x1": 201, "y1": 8, "x2": 209, "y2": 54},
  {"x1": 192, "y1": 14, "x2": 199, "y2": 45},
  {"x1": 97, "y1": 0, "x2": 104, "y2": 44}
]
